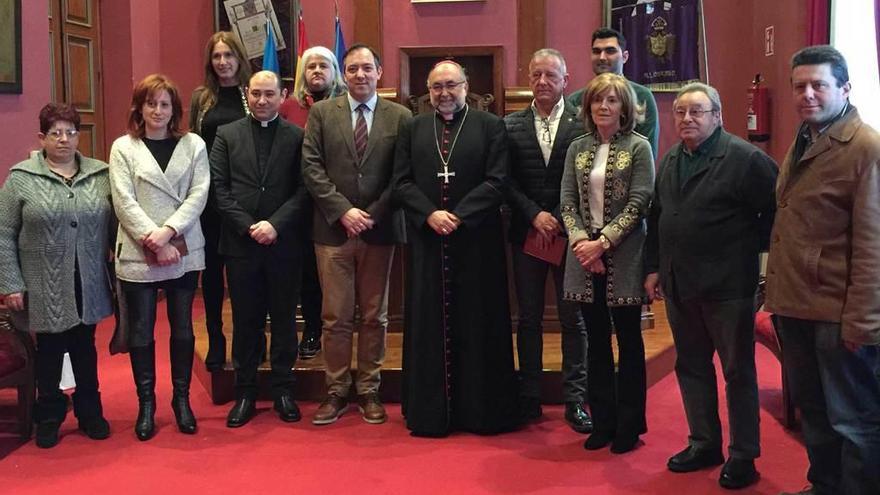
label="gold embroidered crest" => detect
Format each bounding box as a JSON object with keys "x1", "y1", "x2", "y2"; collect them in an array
[
  {"x1": 616, "y1": 151, "x2": 631, "y2": 170},
  {"x1": 575, "y1": 152, "x2": 589, "y2": 170}
]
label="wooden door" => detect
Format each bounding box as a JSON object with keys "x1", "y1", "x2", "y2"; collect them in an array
[{"x1": 49, "y1": 0, "x2": 104, "y2": 160}]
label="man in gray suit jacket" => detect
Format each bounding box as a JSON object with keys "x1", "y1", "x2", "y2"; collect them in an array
[{"x1": 302, "y1": 44, "x2": 412, "y2": 426}]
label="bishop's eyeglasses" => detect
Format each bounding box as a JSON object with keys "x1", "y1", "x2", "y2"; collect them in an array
[{"x1": 429, "y1": 80, "x2": 467, "y2": 93}]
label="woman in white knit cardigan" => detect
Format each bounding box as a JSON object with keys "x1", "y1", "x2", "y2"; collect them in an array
[{"x1": 109, "y1": 74, "x2": 209, "y2": 441}]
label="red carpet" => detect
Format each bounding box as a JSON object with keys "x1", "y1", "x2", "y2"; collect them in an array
[{"x1": 0, "y1": 301, "x2": 809, "y2": 495}]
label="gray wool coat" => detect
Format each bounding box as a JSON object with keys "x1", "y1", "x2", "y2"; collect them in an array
[
  {"x1": 0, "y1": 151, "x2": 114, "y2": 333},
  {"x1": 109, "y1": 133, "x2": 209, "y2": 283},
  {"x1": 560, "y1": 131, "x2": 655, "y2": 306}
]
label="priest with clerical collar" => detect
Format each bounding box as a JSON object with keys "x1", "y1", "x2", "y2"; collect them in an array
[{"x1": 392, "y1": 60, "x2": 520, "y2": 437}]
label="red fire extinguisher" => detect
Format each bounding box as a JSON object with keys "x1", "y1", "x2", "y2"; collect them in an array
[{"x1": 747, "y1": 74, "x2": 770, "y2": 142}]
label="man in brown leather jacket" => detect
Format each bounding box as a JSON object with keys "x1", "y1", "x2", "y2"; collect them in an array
[{"x1": 767, "y1": 45, "x2": 880, "y2": 495}]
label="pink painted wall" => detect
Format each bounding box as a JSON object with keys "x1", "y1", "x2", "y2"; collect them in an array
[
  {"x1": 101, "y1": 0, "x2": 213, "y2": 149},
  {"x1": 300, "y1": 0, "x2": 356, "y2": 58},
  {"x1": 547, "y1": 0, "x2": 602, "y2": 95},
  {"x1": 380, "y1": 0, "x2": 519, "y2": 87},
  {"x1": 0, "y1": 1, "x2": 51, "y2": 176}
]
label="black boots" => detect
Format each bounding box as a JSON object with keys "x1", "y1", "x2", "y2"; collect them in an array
[
  {"x1": 129, "y1": 344, "x2": 157, "y2": 441},
  {"x1": 130, "y1": 340, "x2": 198, "y2": 439},
  {"x1": 170, "y1": 338, "x2": 197, "y2": 434},
  {"x1": 204, "y1": 327, "x2": 226, "y2": 372}
]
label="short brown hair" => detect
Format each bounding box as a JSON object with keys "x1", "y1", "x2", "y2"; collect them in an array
[
  {"x1": 127, "y1": 74, "x2": 184, "y2": 139},
  {"x1": 39, "y1": 103, "x2": 81, "y2": 134},
  {"x1": 581, "y1": 73, "x2": 644, "y2": 134}
]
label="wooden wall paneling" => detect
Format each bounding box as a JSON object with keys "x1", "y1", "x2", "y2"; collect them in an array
[
  {"x1": 64, "y1": 36, "x2": 95, "y2": 111},
  {"x1": 515, "y1": 0, "x2": 546, "y2": 86},
  {"x1": 353, "y1": 0, "x2": 382, "y2": 58},
  {"x1": 53, "y1": 0, "x2": 104, "y2": 160},
  {"x1": 65, "y1": 0, "x2": 90, "y2": 25}
]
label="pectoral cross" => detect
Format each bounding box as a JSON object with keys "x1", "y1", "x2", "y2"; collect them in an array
[{"x1": 437, "y1": 165, "x2": 456, "y2": 184}]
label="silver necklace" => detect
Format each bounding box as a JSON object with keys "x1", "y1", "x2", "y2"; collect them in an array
[{"x1": 433, "y1": 105, "x2": 469, "y2": 184}]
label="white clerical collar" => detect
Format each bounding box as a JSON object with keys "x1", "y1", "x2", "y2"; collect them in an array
[
  {"x1": 252, "y1": 113, "x2": 279, "y2": 127},
  {"x1": 531, "y1": 96, "x2": 565, "y2": 121},
  {"x1": 347, "y1": 93, "x2": 378, "y2": 113}
]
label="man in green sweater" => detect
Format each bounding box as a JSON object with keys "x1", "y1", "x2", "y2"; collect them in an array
[{"x1": 567, "y1": 27, "x2": 659, "y2": 158}]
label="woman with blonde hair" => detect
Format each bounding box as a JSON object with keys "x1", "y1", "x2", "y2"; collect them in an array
[
  {"x1": 279, "y1": 45, "x2": 347, "y2": 127},
  {"x1": 111, "y1": 74, "x2": 209, "y2": 440},
  {"x1": 560, "y1": 72, "x2": 654, "y2": 454}
]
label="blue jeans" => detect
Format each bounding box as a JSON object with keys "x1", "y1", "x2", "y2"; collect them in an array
[{"x1": 775, "y1": 316, "x2": 880, "y2": 495}]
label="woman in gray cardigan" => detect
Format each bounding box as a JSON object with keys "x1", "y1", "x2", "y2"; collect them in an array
[
  {"x1": 560, "y1": 73, "x2": 655, "y2": 454},
  {"x1": 110, "y1": 74, "x2": 209, "y2": 440},
  {"x1": 0, "y1": 103, "x2": 114, "y2": 448}
]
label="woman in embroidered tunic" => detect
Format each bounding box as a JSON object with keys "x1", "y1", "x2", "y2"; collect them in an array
[
  {"x1": 111, "y1": 75, "x2": 209, "y2": 440},
  {"x1": 189, "y1": 31, "x2": 252, "y2": 371},
  {"x1": 0, "y1": 104, "x2": 114, "y2": 448},
  {"x1": 560, "y1": 73, "x2": 655, "y2": 454}
]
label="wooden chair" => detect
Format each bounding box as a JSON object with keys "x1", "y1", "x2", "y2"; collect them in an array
[
  {"x1": 408, "y1": 92, "x2": 495, "y2": 115},
  {"x1": 0, "y1": 308, "x2": 35, "y2": 439}
]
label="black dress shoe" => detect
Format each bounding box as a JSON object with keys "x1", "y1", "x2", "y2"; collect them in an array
[
  {"x1": 610, "y1": 434, "x2": 640, "y2": 454},
  {"x1": 274, "y1": 395, "x2": 302, "y2": 423},
  {"x1": 78, "y1": 416, "x2": 111, "y2": 440},
  {"x1": 583, "y1": 431, "x2": 614, "y2": 450},
  {"x1": 719, "y1": 458, "x2": 759, "y2": 489},
  {"x1": 226, "y1": 398, "x2": 256, "y2": 428},
  {"x1": 564, "y1": 402, "x2": 593, "y2": 433},
  {"x1": 298, "y1": 334, "x2": 321, "y2": 360},
  {"x1": 519, "y1": 397, "x2": 542, "y2": 422},
  {"x1": 667, "y1": 445, "x2": 725, "y2": 473}
]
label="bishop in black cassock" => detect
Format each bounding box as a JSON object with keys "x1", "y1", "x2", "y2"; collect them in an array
[{"x1": 392, "y1": 61, "x2": 520, "y2": 437}]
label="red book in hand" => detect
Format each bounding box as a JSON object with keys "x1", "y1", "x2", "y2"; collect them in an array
[{"x1": 523, "y1": 228, "x2": 567, "y2": 266}]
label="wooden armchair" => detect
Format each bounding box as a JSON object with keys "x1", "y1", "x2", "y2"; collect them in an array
[
  {"x1": 0, "y1": 307, "x2": 35, "y2": 439},
  {"x1": 408, "y1": 92, "x2": 495, "y2": 115}
]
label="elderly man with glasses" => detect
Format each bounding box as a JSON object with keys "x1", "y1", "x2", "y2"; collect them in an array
[{"x1": 643, "y1": 83, "x2": 778, "y2": 489}]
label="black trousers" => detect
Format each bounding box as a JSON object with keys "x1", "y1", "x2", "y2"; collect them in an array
[
  {"x1": 579, "y1": 275, "x2": 646, "y2": 437},
  {"x1": 121, "y1": 276, "x2": 197, "y2": 348},
  {"x1": 226, "y1": 251, "x2": 302, "y2": 399},
  {"x1": 34, "y1": 323, "x2": 101, "y2": 423},
  {"x1": 200, "y1": 208, "x2": 225, "y2": 338},
  {"x1": 511, "y1": 244, "x2": 588, "y2": 402},
  {"x1": 299, "y1": 239, "x2": 322, "y2": 339},
  {"x1": 665, "y1": 295, "x2": 760, "y2": 460}
]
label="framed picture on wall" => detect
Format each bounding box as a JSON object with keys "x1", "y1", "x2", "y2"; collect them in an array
[
  {"x1": 0, "y1": 0, "x2": 22, "y2": 94},
  {"x1": 604, "y1": 0, "x2": 708, "y2": 91},
  {"x1": 214, "y1": 0, "x2": 297, "y2": 80}
]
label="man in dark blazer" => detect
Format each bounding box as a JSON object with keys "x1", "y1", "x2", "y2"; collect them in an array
[
  {"x1": 302, "y1": 44, "x2": 412, "y2": 426},
  {"x1": 210, "y1": 71, "x2": 310, "y2": 428},
  {"x1": 644, "y1": 83, "x2": 777, "y2": 489},
  {"x1": 505, "y1": 48, "x2": 591, "y2": 433}
]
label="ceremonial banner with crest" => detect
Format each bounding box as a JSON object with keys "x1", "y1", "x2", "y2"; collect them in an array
[{"x1": 607, "y1": 0, "x2": 705, "y2": 90}]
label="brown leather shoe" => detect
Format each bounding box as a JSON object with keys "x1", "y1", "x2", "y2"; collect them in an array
[
  {"x1": 312, "y1": 394, "x2": 349, "y2": 425},
  {"x1": 357, "y1": 392, "x2": 387, "y2": 424}
]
